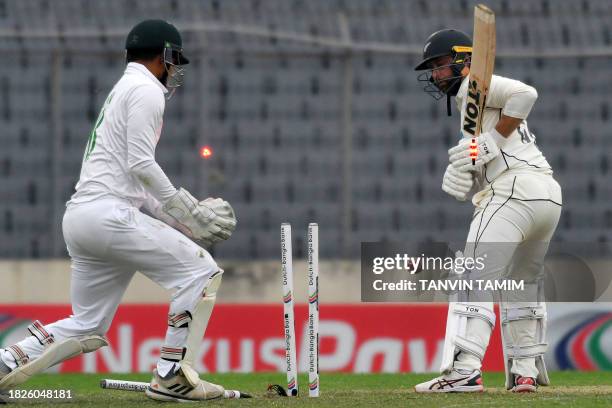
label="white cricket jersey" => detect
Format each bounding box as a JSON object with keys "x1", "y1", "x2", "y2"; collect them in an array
[
  {"x1": 69, "y1": 63, "x2": 176, "y2": 208},
  {"x1": 455, "y1": 74, "x2": 553, "y2": 187}
]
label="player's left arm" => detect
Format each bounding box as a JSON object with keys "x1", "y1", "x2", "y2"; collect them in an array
[
  {"x1": 486, "y1": 75, "x2": 538, "y2": 138},
  {"x1": 449, "y1": 75, "x2": 538, "y2": 170},
  {"x1": 126, "y1": 85, "x2": 236, "y2": 245},
  {"x1": 494, "y1": 114, "x2": 524, "y2": 138}
]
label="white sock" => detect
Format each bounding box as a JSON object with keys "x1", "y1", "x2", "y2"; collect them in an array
[
  {"x1": 157, "y1": 325, "x2": 188, "y2": 378},
  {"x1": 157, "y1": 360, "x2": 178, "y2": 378},
  {"x1": 15, "y1": 336, "x2": 45, "y2": 361}
]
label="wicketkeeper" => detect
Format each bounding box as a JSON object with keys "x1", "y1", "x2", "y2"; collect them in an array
[
  {"x1": 0, "y1": 20, "x2": 236, "y2": 402},
  {"x1": 413, "y1": 29, "x2": 562, "y2": 393}
]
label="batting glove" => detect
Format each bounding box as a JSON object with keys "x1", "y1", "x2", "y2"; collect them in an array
[
  {"x1": 442, "y1": 164, "x2": 474, "y2": 202},
  {"x1": 448, "y1": 129, "x2": 505, "y2": 172}
]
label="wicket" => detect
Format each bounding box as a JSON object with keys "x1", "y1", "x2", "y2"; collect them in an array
[{"x1": 281, "y1": 222, "x2": 320, "y2": 397}]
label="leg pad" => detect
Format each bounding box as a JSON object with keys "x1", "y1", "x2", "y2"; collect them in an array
[{"x1": 501, "y1": 301, "x2": 549, "y2": 389}]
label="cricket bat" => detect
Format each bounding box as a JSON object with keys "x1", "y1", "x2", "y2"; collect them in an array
[
  {"x1": 463, "y1": 4, "x2": 496, "y2": 164},
  {"x1": 100, "y1": 379, "x2": 252, "y2": 398}
]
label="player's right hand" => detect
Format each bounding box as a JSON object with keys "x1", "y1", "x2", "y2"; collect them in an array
[
  {"x1": 442, "y1": 164, "x2": 473, "y2": 201},
  {"x1": 194, "y1": 197, "x2": 237, "y2": 247}
]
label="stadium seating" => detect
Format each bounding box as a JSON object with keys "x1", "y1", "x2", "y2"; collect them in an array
[{"x1": 0, "y1": 0, "x2": 610, "y2": 259}]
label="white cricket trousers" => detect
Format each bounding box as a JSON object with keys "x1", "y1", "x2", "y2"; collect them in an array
[
  {"x1": 4, "y1": 197, "x2": 219, "y2": 373},
  {"x1": 453, "y1": 172, "x2": 562, "y2": 378}
]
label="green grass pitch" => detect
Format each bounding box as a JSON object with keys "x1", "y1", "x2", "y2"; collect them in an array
[{"x1": 2, "y1": 372, "x2": 611, "y2": 407}]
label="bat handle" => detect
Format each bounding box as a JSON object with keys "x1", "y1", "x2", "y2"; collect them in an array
[{"x1": 469, "y1": 138, "x2": 478, "y2": 166}]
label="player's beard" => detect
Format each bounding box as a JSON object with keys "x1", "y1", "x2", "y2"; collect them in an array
[{"x1": 435, "y1": 79, "x2": 450, "y2": 92}]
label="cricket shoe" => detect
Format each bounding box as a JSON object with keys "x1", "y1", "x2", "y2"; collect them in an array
[
  {"x1": 414, "y1": 368, "x2": 484, "y2": 393},
  {"x1": 512, "y1": 376, "x2": 537, "y2": 393},
  {"x1": 145, "y1": 368, "x2": 224, "y2": 402}
]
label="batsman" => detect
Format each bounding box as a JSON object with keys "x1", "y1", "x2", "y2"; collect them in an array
[
  {"x1": 413, "y1": 11, "x2": 562, "y2": 394},
  {"x1": 0, "y1": 20, "x2": 236, "y2": 402}
]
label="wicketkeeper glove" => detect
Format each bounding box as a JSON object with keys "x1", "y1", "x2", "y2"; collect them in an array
[
  {"x1": 448, "y1": 129, "x2": 505, "y2": 172},
  {"x1": 442, "y1": 164, "x2": 474, "y2": 202},
  {"x1": 162, "y1": 188, "x2": 237, "y2": 247},
  {"x1": 195, "y1": 197, "x2": 237, "y2": 247}
]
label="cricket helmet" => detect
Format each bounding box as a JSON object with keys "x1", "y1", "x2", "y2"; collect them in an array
[
  {"x1": 126, "y1": 20, "x2": 189, "y2": 97},
  {"x1": 126, "y1": 19, "x2": 189, "y2": 65},
  {"x1": 414, "y1": 29, "x2": 472, "y2": 115},
  {"x1": 414, "y1": 29, "x2": 472, "y2": 71}
]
